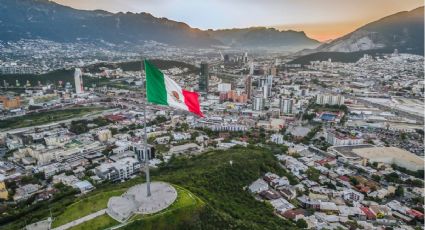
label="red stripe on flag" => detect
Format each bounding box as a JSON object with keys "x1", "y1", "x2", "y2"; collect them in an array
[{"x1": 182, "y1": 90, "x2": 204, "y2": 117}]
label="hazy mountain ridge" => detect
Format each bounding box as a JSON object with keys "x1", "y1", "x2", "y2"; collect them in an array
[
  {"x1": 0, "y1": 0, "x2": 221, "y2": 47},
  {"x1": 314, "y1": 6, "x2": 424, "y2": 54},
  {"x1": 208, "y1": 27, "x2": 321, "y2": 50}
]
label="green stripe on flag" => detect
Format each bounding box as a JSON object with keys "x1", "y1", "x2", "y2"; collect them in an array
[{"x1": 144, "y1": 60, "x2": 168, "y2": 105}]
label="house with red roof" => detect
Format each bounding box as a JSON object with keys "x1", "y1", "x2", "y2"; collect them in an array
[{"x1": 360, "y1": 206, "x2": 376, "y2": 220}]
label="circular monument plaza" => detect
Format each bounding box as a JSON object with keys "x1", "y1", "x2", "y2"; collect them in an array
[{"x1": 106, "y1": 182, "x2": 177, "y2": 222}]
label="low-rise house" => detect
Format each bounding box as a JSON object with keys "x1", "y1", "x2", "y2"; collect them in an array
[
  {"x1": 269, "y1": 198, "x2": 295, "y2": 213},
  {"x1": 270, "y1": 134, "x2": 284, "y2": 144},
  {"x1": 342, "y1": 189, "x2": 364, "y2": 202},
  {"x1": 319, "y1": 202, "x2": 339, "y2": 214},
  {"x1": 172, "y1": 132, "x2": 191, "y2": 141},
  {"x1": 370, "y1": 205, "x2": 392, "y2": 218},
  {"x1": 314, "y1": 212, "x2": 347, "y2": 223},
  {"x1": 260, "y1": 190, "x2": 281, "y2": 200},
  {"x1": 13, "y1": 184, "x2": 41, "y2": 201},
  {"x1": 302, "y1": 179, "x2": 319, "y2": 188},
  {"x1": 73, "y1": 180, "x2": 94, "y2": 193},
  {"x1": 360, "y1": 206, "x2": 376, "y2": 220},
  {"x1": 368, "y1": 188, "x2": 391, "y2": 199},
  {"x1": 263, "y1": 172, "x2": 280, "y2": 183},
  {"x1": 281, "y1": 209, "x2": 307, "y2": 220},
  {"x1": 406, "y1": 209, "x2": 424, "y2": 220},
  {"x1": 270, "y1": 177, "x2": 290, "y2": 188},
  {"x1": 155, "y1": 136, "x2": 170, "y2": 145},
  {"x1": 411, "y1": 187, "x2": 425, "y2": 197},
  {"x1": 0, "y1": 180, "x2": 8, "y2": 200},
  {"x1": 52, "y1": 173, "x2": 79, "y2": 186},
  {"x1": 309, "y1": 193, "x2": 330, "y2": 202},
  {"x1": 337, "y1": 205, "x2": 366, "y2": 219},
  {"x1": 84, "y1": 152, "x2": 106, "y2": 164},
  {"x1": 169, "y1": 143, "x2": 202, "y2": 156},
  {"x1": 298, "y1": 195, "x2": 320, "y2": 209},
  {"x1": 278, "y1": 187, "x2": 297, "y2": 200},
  {"x1": 40, "y1": 163, "x2": 65, "y2": 178},
  {"x1": 248, "y1": 178, "x2": 269, "y2": 194}
]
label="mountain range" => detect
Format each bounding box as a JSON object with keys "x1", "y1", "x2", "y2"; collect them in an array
[
  {"x1": 0, "y1": 0, "x2": 423, "y2": 55},
  {"x1": 0, "y1": 0, "x2": 220, "y2": 47},
  {"x1": 0, "y1": 0, "x2": 319, "y2": 50},
  {"x1": 299, "y1": 6, "x2": 424, "y2": 56},
  {"x1": 207, "y1": 27, "x2": 321, "y2": 50}
]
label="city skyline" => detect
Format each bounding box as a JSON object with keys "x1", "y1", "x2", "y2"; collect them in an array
[{"x1": 53, "y1": 0, "x2": 423, "y2": 41}]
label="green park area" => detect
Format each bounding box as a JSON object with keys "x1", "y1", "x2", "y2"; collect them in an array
[
  {"x1": 67, "y1": 186, "x2": 203, "y2": 230},
  {"x1": 1, "y1": 146, "x2": 300, "y2": 230},
  {"x1": 69, "y1": 215, "x2": 118, "y2": 230},
  {"x1": 51, "y1": 188, "x2": 127, "y2": 228},
  {"x1": 0, "y1": 106, "x2": 107, "y2": 130}
]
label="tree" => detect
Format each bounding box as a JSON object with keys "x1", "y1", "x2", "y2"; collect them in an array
[
  {"x1": 110, "y1": 128, "x2": 118, "y2": 135},
  {"x1": 350, "y1": 177, "x2": 359, "y2": 186},
  {"x1": 395, "y1": 186, "x2": 404, "y2": 197},
  {"x1": 306, "y1": 167, "x2": 320, "y2": 182},
  {"x1": 372, "y1": 175, "x2": 381, "y2": 182},
  {"x1": 296, "y1": 219, "x2": 308, "y2": 229}
]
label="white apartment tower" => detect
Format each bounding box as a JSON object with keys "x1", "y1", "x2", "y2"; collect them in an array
[
  {"x1": 280, "y1": 98, "x2": 294, "y2": 115},
  {"x1": 316, "y1": 94, "x2": 344, "y2": 105},
  {"x1": 74, "y1": 68, "x2": 84, "y2": 94},
  {"x1": 253, "y1": 96, "x2": 265, "y2": 111}
]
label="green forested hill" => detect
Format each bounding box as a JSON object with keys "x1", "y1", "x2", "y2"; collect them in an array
[{"x1": 1, "y1": 146, "x2": 299, "y2": 230}]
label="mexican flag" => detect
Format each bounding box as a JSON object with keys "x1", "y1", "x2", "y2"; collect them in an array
[{"x1": 144, "y1": 60, "x2": 204, "y2": 117}]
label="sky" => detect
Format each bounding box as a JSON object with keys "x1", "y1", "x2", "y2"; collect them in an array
[{"x1": 53, "y1": 0, "x2": 423, "y2": 42}]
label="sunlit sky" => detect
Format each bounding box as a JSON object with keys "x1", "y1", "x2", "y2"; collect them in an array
[{"x1": 53, "y1": 0, "x2": 423, "y2": 42}]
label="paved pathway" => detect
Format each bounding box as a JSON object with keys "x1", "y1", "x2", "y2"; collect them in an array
[{"x1": 52, "y1": 209, "x2": 106, "y2": 230}]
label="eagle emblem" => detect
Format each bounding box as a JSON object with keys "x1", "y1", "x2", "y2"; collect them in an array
[{"x1": 171, "y1": 91, "x2": 182, "y2": 102}]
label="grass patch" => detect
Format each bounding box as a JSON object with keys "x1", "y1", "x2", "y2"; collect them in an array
[
  {"x1": 0, "y1": 106, "x2": 107, "y2": 130},
  {"x1": 129, "y1": 185, "x2": 203, "y2": 222},
  {"x1": 68, "y1": 214, "x2": 118, "y2": 230},
  {"x1": 123, "y1": 186, "x2": 204, "y2": 230},
  {"x1": 51, "y1": 188, "x2": 126, "y2": 228},
  {"x1": 63, "y1": 185, "x2": 203, "y2": 230}
]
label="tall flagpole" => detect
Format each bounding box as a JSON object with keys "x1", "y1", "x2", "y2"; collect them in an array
[{"x1": 142, "y1": 59, "x2": 151, "y2": 197}]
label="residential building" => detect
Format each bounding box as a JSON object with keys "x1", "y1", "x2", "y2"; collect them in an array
[
  {"x1": 248, "y1": 178, "x2": 269, "y2": 193},
  {"x1": 316, "y1": 94, "x2": 344, "y2": 105},
  {"x1": 0, "y1": 181, "x2": 8, "y2": 200},
  {"x1": 253, "y1": 96, "x2": 265, "y2": 111},
  {"x1": 326, "y1": 130, "x2": 364, "y2": 146},
  {"x1": 280, "y1": 98, "x2": 294, "y2": 115},
  {"x1": 95, "y1": 157, "x2": 141, "y2": 182}
]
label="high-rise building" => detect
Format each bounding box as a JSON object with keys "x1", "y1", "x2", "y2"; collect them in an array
[
  {"x1": 262, "y1": 85, "x2": 270, "y2": 98},
  {"x1": 224, "y1": 54, "x2": 230, "y2": 63},
  {"x1": 280, "y1": 98, "x2": 294, "y2": 115},
  {"x1": 245, "y1": 75, "x2": 252, "y2": 99},
  {"x1": 249, "y1": 61, "x2": 254, "y2": 75},
  {"x1": 252, "y1": 96, "x2": 265, "y2": 111},
  {"x1": 74, "y1": 68, "x2": 84, "y2": 94},
  {"x1": 316, "y1": 94, "x2": 344, "y2": 105},
  {"x1": 199, "y1": 62, "x2": 209, "y2": 93},
  {"x1": 243, "y1": 52, "x2": 248, "y2": 63},
  {"x1": 270, "y1": 67, "x2": 277, "y2": 77}
]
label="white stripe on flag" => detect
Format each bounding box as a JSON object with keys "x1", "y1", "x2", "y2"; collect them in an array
[{"x1": 164, "y1": 75, "x2": 189, "y2": 111}]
